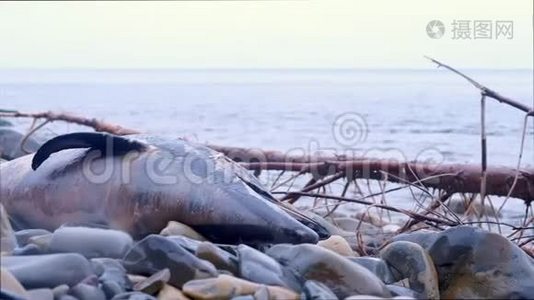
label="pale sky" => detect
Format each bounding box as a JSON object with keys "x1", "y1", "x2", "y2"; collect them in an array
[{"x1": 0, "y1": 0, "x2": 532, "y2": 69}]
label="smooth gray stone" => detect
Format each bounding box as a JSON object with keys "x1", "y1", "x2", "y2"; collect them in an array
[
  {"x1": 237, "y1": 244, "x2": 300, "y2": 291},
  {"x1": 395, "y1": 226, "x2": 534, "y2": 298},
  {"x1": 49, "y1": 226, "x2": 133, "y2": 259},
  {"x1": 166, "y1": 235, "x2": 202, "y2": 253},
  {"x1": 12, "y1": 244, "x2": 44, "y2": 256},
  {"x1": 68, "y1": 283, "x2": 106, "y2": 300},
  {"x1": 380, "y1": 241, "x2": 438, "y2": 299},
  {"x1": 253, "y1": 286, "x2": 270, "y2": 300},
  {"x1": 0, "y1": 128, "x2": 41, "y2": 160},
  {"x1": 133, "y1": 268, "x2": 170, "y2": 295},
  {"x1": 92, "y1": 258, "x2": 130, "y2": 285},
  {"x1": 111, "y1": 292, "x2": 157, "y2": 300},
  {"x1": 2, "y1": 253, "x2": 94, "y2": 289},
  {"x1": 91, "y1": 258, "x2": 132, "y2": 296},
  {"x1": 390, "y1": 230, "x2": 438, "y2": 249},
  {"x1": 231, "y1": 296, "x2": 255, "y2": 300},
  {"x1": 58, "y1": 296, "x2": 78, "y2": 300},
  {"x1": 386, "y1": 285, "x2": 422, "y2": 299},
  {"x1": 122, "y1": 235, "x2": 217, "y2": 288},
  {"x1": 52, "y1": 284, "x2": 70, "y2": 299},
  {"x1": 267, "y1": 244, "x2": 390, "y2": 299},
  {"x1": 1, "y1": 204, "x2": 17, "y2": 254},
  {"x1": 195, "y1": 241, "x2": 238, "y2": 274},
  {"x1": 348, "y1": 257, "x2": 396, "y2": 284},
  {"x1": 102, "y1": 281, "x2": 125, "y2": 299},
  {"x1": 0, "y1": 118, "x2": 12, "y2": 127},
  {"x1": 301, "y1": 280, "x2": 338, "y2": 300},
  {"x1": 14, "y1": 229, "x2": 52, "y2": 246},
  {"x1": 26, "y1": 288, "x2": 54, "y2": 300}
]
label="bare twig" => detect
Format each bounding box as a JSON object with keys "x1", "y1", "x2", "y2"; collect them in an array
[
  {"x1": 425, "y1": 56, "x2": 533, "y2": 113},
  {"x1": 0, "y1": 110, "x2": 140, "y2": 135}
]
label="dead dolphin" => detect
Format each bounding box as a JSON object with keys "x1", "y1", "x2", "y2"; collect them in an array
[{"x1": 0, "y1": 132, "x2": 328, "y2": 244}]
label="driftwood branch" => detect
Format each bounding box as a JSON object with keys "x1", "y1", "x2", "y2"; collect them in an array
[
  {"x1": 237, "y1": 160, "x2": 534, "y2": 203},
  {"x1": 0, "y1": 111, "x2": 140, "y2": 135}
]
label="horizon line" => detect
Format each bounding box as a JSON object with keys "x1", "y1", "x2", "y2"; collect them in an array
[{"x1": 1, "y1": 67, "x2": 532, "y2": 72}]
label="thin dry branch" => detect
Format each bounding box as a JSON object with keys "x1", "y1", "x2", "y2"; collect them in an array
[
  {"x1": 424, "y1": 56, "x2": 533, "y2": 113},
  {"x1": 272, "y1": 190, "x2": 458, "y2": 227},
  {"x1": 0, "y1": 111, "x2": 140, "y2": 135}
]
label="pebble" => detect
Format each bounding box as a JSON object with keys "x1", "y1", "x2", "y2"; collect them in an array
[
  {"x1": 0, "y1": 127, "x2": 40, "y2": 160},
  {"x1": 92, "y1": 258, "x2": 132, "y2": 298},
  {"x1": 1, "y1": 204, "x2": 17, "y2": 254},
  {"x1": 195, "y1": 241, "x2": 238, "y2": 274},
  {"x1": 167, "y1": 236, "x2": 203, "y2": 253},
  {"x1": 300, "y1": 280, "x2": 338, "y2": 300},
  {"x1": 48, "y1": 226, "x2": 134, "y2": 259},
  {"x1": 390, "y1": 230, "x2": 439, "y2": 249},
  {"x1": 157, "y1": 284, "x2": 190, "y2": 300},
  {"x1": 237, "y1": 244, "x2": 300, "y2": 291},
  {"x1": 112, "y1": 291, "x2": 158, "y2": 300},
  {"x1": 253, "y1": 285, "x2": 270, "y2": 300},
  {"x1": 2, "y1": 253, "x2": 94, "y2": 289},
  {"x1": 133, "y1": 268, "x2": 171, "y2": 295},
  {"x1": 348, "y1": 257, "x2": 395, "y2": 284},
  {"x1": 380, "y1": 241, "x2": 439, "y2": 299},
  {"x1": 14, "y1": 229, "x2": 52, "y2": 247},
  {"x1": 26, "y1": 288, "x2": 54, "y2": 300},
  {"x1": 266, "y1": 244, "x2": 391, "y2": 299},
  {"x1": 182, "y1": 274, "x2": 299, "y2": 300},
  {"x1": 230, "y1": 296, "x2": 254, "y2": 300},
  {"x1": 316, "y1": 235, "x2": 355, "y2": 256},
  {"x1": 52, "y1": 284, "x2": 70, "y2": 299},
  {"x1": 68, "y1": 283, "x2": 106, "y2": 300},
  {"x1": 26, "y1": 233, "x2": 52, "y2": 250},
  {"x1": 396, "y1": 226, "x2": 534, "y2": 298},
  {"x1": 0, "y1": 118, "x2": 12, "y2": 126},
  {"x1": 160, "y1": 221, "x2": 207, "y2": 241},
  {"x1": 386, "y1": 285, "x2": 422, "y2": 299},
  {"x1": 0, "y1": 267, "x2": 27, "y2": 298},
  {"x1": 122, "y1": 235, "x2": 217, "y2": 288}
]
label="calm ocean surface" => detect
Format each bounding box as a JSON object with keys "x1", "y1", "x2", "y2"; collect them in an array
[{"x1": 1, "y1": 69, "x2": 533, "y2": 221}]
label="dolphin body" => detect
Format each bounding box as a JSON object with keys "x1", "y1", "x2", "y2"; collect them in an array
[{"x1": 0, "y1": 132, "x2": 328, "y2": 244}]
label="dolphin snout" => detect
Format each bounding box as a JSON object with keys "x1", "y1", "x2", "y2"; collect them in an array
[{"x1": 279, "y1": 224, "x2": 319, "y2": 244}]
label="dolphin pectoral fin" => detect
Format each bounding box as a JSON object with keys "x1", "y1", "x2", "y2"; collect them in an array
[{"x1": 32, "y1": 132, "x2": 148, "y2": 170}]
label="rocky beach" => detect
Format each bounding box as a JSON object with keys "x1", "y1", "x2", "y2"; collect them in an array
[{"x1": 2, "y1": 203, "x2": 534, "y2": 300}]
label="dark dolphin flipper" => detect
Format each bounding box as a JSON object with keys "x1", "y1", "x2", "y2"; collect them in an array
[{"x1": 31, "y1": 132, "x2": 147, "y2": 170}]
